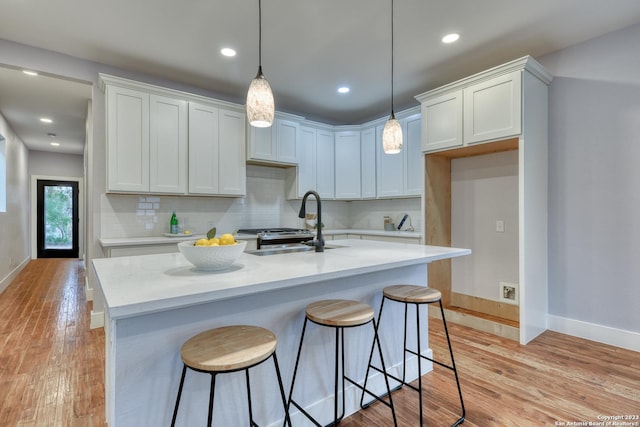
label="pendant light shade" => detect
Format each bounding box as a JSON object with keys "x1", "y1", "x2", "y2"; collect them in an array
[
  {"x1": 382, "y1": 0, "x2": 402, "y2": 154},
  {"x1": 247, "y1": 66, "x2": 274, "y2": 128},
  {"x1": 382, "y1": 113, "x2": 402, "y2": 154},
  {"x1": 247, "y1": 0, "x2": 274, "y2": 128}
]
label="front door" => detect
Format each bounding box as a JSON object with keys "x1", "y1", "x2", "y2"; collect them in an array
[{"x1": 36, "y1": 180, "x2": 79, "y2": 258}]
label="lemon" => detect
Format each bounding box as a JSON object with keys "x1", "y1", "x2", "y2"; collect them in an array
[
  {"x1": 219, "y1": 233, "x2": 235, "y2": 245},
  {"x1": 195, "y1": 238, "x2": 208, "y2": 247},
  {"x1": 183, "y1": 230, "x2": 191, "y2": 235},
  {"x1": 208, "y1": 237, "x2": 220, "y2": 245},
  {"x1": 207, "y1": 241, "x2": 220, "y2": 246}
]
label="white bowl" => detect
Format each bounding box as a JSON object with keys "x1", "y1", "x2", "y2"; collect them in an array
[{"x1": 178, "y1": 240, "x2": 247, "y2": 271}]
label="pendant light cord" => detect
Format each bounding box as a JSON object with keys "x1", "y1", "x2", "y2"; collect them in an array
[
  {"x1": 258, "y1": 0, "x2": 262, "y2": 68},
  {"x1": 390, "y1": 0, "x2": 395, "y2": 116}
]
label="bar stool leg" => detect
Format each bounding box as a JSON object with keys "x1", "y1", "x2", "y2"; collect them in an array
[
  {"x1": 439, "y1": 300, "x2": 466, "y2": 426},
  {"x1": 207, "y1": 373, "x2": 216, "y2": 427},
  {"x1": 246, "y1": 370, "x2": 258, "y2": 427},
  {"x1": 416, "y1": 303, "x2": 424, "y2": 426},
  {"x1": 272, "y1": 352, "x2": 292, "y2": 427},
  {"x1": 171, "y1": 364, "x2": 188, "y2": 427}
]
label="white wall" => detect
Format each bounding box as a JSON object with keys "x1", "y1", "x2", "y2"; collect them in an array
[
  {"x1": 450, "y1": 150, "x2": 519, "y2": 302},
  {"x1": 28, "y1": 150, "x2": 84, "y2": 178},
  {"x1": 0, "y1": 112, "x2": 30, "y2": 293},
  {"x1": 539, "y1": 23, "x2": 640, "y2": 335}
]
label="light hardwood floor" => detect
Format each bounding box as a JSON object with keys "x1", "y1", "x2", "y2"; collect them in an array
[{"x1": 1, "y1": 259, "x2": 638, "y2": 426}]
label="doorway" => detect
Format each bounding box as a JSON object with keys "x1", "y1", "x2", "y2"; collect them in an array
[{"x1": 36, "y1": 179, "x2": 79, "y2": 258}]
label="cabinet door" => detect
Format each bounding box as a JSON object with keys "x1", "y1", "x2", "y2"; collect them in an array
[
  {"x1": 149, "y1": 95, "x2": 187, "y2": 194},
  {"x1": 188, "y1": 102, "x2": 220, "y2": 194},
  {"x1": 334, "y1": 131, "x2": 361, "y2": 199},
  {"x1": 360, "y1": 127, "x2": 377, "y2": 199},
  {"x1": 315, "y1": 129, "x2": 335, "y2": 199},
  {"x1": 297, "y1": 126, "x2": 317, "y2": 196},
  {"x1": 404, "y1": 114, "x2": 423, "y2": 196},
  {"x1": 464, "y1": 71, "x2": 522, "y2": 144},
  {"x1": 275, "y1": 118, "x2": 300, "y2": 164},
  {"x1": 106, "y1": 86, "x2": 149, "y2": 192},
  {"x1": 218, "y1": 109, "x2": 246, "y2": 195},
  {"x1": 376, "y1": 125, "x2": 404, "y2": 198},
  {"x1": 247, "y1": 125, "x2": 275, "y2": 161},
  {"x1": 421, "y1": 90, "x2": 463, "y2": 152}
]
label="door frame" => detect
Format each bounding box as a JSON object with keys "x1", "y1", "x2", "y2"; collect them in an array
[{"x1": 31, "y1": 175, "x2": 84, "y2": 260}]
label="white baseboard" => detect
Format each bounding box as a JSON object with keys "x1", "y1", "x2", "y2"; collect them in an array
[
  {"x1": 0, "y1": 256, "x2": 30, "y2": 294},
  {"x1": 90, "y1": 310, "x2": 105, "y2": 329},
  {"x1": 85, "y1": 276, "x2": 93, "y2": 301},
  {"x1": 548, "y1": 314, "x2": 640, "y2": 352}
]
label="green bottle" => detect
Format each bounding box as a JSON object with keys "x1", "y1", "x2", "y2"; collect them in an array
[{"x1": 170, "y1": 211, "x2": 179, "y2": 234}]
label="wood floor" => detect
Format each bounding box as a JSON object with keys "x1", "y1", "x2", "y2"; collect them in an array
[{"x1": 1, "y1": 259, "x2": 638, "y2": 426}]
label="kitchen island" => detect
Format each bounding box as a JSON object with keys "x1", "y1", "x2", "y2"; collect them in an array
[{"x1": 93, "y1": 239, "x2": 470, "y2": 427}]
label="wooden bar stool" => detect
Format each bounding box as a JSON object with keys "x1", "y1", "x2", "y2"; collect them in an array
[
  {"x1": 171, "y1": 325, "x2": 291, "y2": 427},
  {"x1": 362, "y1": 285, "x2": 465, "y2": 426},
  {"x1": 285, "y1": 299, "x2": 397, "y2": 426}
]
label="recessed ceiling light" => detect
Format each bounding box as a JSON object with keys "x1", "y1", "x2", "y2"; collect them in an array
[
  {"x1": 50, "y1": 142, "x2": 60, "y2": 147},
  {"x1": 220, "y1": 48, "x2": 236, "y2": 57},
  {"x1": 442, "y1": 33, "x2": 460, "y2": 44},
  {"x1": 337, "y1": 86, "x2": 350, "y2": 94},
  {"x1": 23, "y1": 70, "x2": 38, "y2": 76},
  {"x1": 40, "y1": 118, "x2": 53, "y2": 123}
]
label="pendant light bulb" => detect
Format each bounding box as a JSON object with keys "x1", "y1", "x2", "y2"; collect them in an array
[
  {"x1": 383, "y1": 112, "x2": 403, "y2": 154},
  {"x1": 383, "y1": 0, "x2": 402, "y2": 154},
  {"x1": 247, "y1": 0, "x2": 274, "y2": 128}
]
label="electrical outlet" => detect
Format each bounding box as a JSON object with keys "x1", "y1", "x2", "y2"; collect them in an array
[
  {"x1": 496, "y1": 220, "x2": 505, "y2": 232},
  {"x1": 499, "y1": 281, "x2": 519, "y2": 304}
]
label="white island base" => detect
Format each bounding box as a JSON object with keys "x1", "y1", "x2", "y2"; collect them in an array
[{"x1": 93, "y1": 239, "x2": 470, "y2": 426}]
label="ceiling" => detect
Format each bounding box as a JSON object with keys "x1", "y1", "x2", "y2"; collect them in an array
[{"x1": 1, "y1": 0, "x2": 640, "y2": 156}]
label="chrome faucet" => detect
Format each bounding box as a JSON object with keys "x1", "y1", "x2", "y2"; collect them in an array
[{"x1": 298, "y1": 190, "x2": 324, "y2": 252}]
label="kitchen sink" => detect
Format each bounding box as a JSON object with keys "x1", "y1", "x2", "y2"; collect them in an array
[{"x1": 246, "y1": 244, "x2": 343, "y2": 256}]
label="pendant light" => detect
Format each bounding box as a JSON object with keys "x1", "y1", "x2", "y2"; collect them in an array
[
  {"x1": 382, "y1": 0, "x2": 402, "y2": 154},
  {"x1": 246, "y1": 0, "x2": 275, "y2": 128}
]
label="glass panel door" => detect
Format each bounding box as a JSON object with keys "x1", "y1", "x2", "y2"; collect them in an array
[{"x1": 37, "y1": 180, "x2": 79, "y2": 258}]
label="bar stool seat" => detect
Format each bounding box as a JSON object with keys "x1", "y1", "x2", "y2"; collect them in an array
[
  {"x1": 305, "y1": 299, "x2": 374, "y2": 326},
  {"x1": 286, "y1": 299, "x2": 397, "y2": 426},
  {"x1": 362, "y1": 285, "x2": 465, "y2": 427},
  {"x1": 172, "y1": 325, "x2": 290, "y2": 427}
]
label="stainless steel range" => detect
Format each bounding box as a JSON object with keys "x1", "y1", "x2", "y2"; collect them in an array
[{"x1": 238, "y1": 228, "x2": 314, "y2": 250}]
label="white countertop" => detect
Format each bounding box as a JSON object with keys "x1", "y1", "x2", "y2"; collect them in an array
[
  {"x1": 93, "y1": 239, "x2": 469, "y2": 320},
  {"x1": 98, "y1": 229, "x2": 420, "y2": 248}
]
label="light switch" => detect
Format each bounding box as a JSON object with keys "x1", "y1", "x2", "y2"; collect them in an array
[{"x1": 496, "y1": 220, "x2": 505, "y2": 232}]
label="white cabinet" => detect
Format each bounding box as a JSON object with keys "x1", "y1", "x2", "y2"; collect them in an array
[
  {"x1": 106, "y1": 87, "x2": 187, "y2": 194},
  {"x1": 315, "y1": 129, "x2": 335, "y2": 199},
  {"x1": 360, "y1": 127, "x2": 377, "y2": 199},
  {"x1": 286, "y1": 126, "x2": 317, "y2": 199},
  {"x1": 403, "y1": 114, "x2": 423, "y2": 196},
  {"x1": 417, "y1": 62, "x2": 528, "y2": 153},
  {"x1": 188, "y1": 103, "x2": 246, "y2": 196},
  {"x1": 149, "y1": 95, "x2": 188, "y2": 194},
  {"x1": 421, "y1": 90, "x2": 462, "y2": 152},
  {"x1": 102, "y1": 74, "x2": 245, "y2": 197},
  {"x1": 334, "y1": 131, "x2": 361, "y2": 199},
  {"x1": 247, "y1": 115, "x2": 301, "y2": 165},
  {"x1": 106, "y1": 85, "x2": 150, "y2": 193},
  {"x1": 464, "y1": 71, "x2": 521, "y2": 144}
]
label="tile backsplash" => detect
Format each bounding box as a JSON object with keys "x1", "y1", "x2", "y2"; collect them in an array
[{"x1": 100, "y1": 165, "x2": 420, "y2": 238}]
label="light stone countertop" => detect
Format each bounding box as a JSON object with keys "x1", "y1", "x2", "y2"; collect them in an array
[{"x1": 93, "y1": 238, "x2": 469, "y2": 320}]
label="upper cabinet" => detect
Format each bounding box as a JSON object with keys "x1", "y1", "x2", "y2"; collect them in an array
[
  {"x1": 403, "y1": 113, "x2": 423, "y2": 196},
  {"x1": 334, "y1": 131, "x2": 361, "y2": 199},
  {"x1": 315, "y1": 129, "x2": 335, "y2": 199},
  {"x1": 188, "y1": 103, "x2": 246, "y2": 196},
  {"x1": 101, "y1": 74, "x2": 246, "y2": 196},
  {"x1": 416, "y1": 56, "x2": 551, "y2": 153},
  {"x1": 247, "y1": 114, "x2": 301, "y2": 165},
  {"x1": 360, "y1": 126, "x2": 377, "y2": 199}
]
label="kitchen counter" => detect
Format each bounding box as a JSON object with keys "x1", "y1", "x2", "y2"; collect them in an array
[{"x1": 94, "y1": 239, "x2": 469, "y2": 426}]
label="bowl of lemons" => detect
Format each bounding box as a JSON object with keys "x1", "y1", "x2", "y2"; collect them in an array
[{"x1": 178, "y1": 231, "x2": 247, "y2": 271}]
